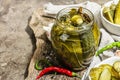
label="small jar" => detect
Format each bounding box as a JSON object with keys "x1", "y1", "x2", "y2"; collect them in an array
[{"x1": 51, "y1": 6, "x2": 100, "y2": 70}]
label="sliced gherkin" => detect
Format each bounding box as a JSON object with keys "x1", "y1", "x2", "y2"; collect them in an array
[
  {"x1": 71, "y1": 15, "x2": 83, "y2": 26},
  {"x1": 110, "y1": 3, "x2": 116, "y2": 19},
  {"x1": 92, "y1": 23, "x2": 100, "y2": 49},
  {"x1": 103, "y1": 7, "x2": 114, "y2": 23},
  {"x1": 99, "y1": 64, "x2": 119, "y2": 78},
  {"x1": 69, "y1": 8, "x2": 77, "y2": 17},
  {"x1": 89, "y1": 68, "x2": 102, "y2": 80},
  {"x1": 113, "y1": 61, "x2": 120, "y2": 73},
  {"x1": 114, "y1": 0, "x2": 120, "y2": 24},
  {"x1": 99, "y1": 68, "x2": 111, "y2": 80},
  {"x1": 111, "y1": 77, "x2": 119, "y2": 80}
]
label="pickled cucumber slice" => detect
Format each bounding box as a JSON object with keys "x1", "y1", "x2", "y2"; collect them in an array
[
  {"x1": 111, "y1": 77, "x2": 118, "y2": 80},
  {"x1": 99, "y1": 64, "x2": 119, "y2": 78},
  {"x1": 114, "y1": 0, "x2": 120, "y2": 24},
  {"x1": 103, "y1": 7, "x2": 114, "y2": 23},
  {"x1": 89, "y1": 68, "x2": 102, "y2": 80},
  {"x1": 69, "y1": 8, "x2": 77, "y2": 17},
  {"x1": 113, "y1": 61, "x2": 120, "y2": 73},
  {"x1": 71, "y1": 15, "x2": 83, "y2": 26},
  {"x1": 110, "y1": 3, "x2": 116, "y2": 19},
  {"x1": 99, "y1": 68, "x2": 111, "y2": 80}
]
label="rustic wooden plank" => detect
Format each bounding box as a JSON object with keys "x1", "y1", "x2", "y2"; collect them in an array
[{"x1": 25, "y1": 0, "x2": 109, "y2": 80}]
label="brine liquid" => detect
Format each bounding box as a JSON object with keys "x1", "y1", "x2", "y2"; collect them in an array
[{"x1": 51, "y1": 24, "x2": 95, "y2": 70}]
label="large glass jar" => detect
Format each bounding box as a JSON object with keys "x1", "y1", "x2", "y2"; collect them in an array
[{"x1": 51, "y1": 7, "x2": 100, "y2": 70}]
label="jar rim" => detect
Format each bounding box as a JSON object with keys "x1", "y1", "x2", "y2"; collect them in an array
[{"x1": 56, "y1": 6, "x2": 94, "y2": 32}]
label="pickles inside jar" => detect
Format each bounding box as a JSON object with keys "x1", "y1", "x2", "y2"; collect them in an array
[{"x1": 51, "y1": 7, "x2": 100, "y2": 70}]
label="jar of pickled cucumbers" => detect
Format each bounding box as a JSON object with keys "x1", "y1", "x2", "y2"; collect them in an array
[{"x1": 51, "y1": 7, "x2": 100, "y2": 70}]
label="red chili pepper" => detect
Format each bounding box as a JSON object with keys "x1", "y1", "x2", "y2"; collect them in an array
[{"x1": 36, "y1": 66, "x2": 81, "y2": 80}]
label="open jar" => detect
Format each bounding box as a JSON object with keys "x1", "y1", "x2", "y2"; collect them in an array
[{"x1": 51, "y1": 7, "x2": 100, "y2": 71}]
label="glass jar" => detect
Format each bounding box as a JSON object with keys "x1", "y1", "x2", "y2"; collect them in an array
[{"x1": 51, "y1": 7, "x2": 100, "y2": 70}]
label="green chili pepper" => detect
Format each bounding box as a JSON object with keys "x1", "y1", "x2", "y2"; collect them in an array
[
  {"x1": 35, "y1": 60, "x2": 52, "y2": 70},
  {"x1": 96, "y1": 42, "x2": 120, "y2": 56},
  {"x1": 35, "y1": 60, "x2": 43, "y2": 70}
]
